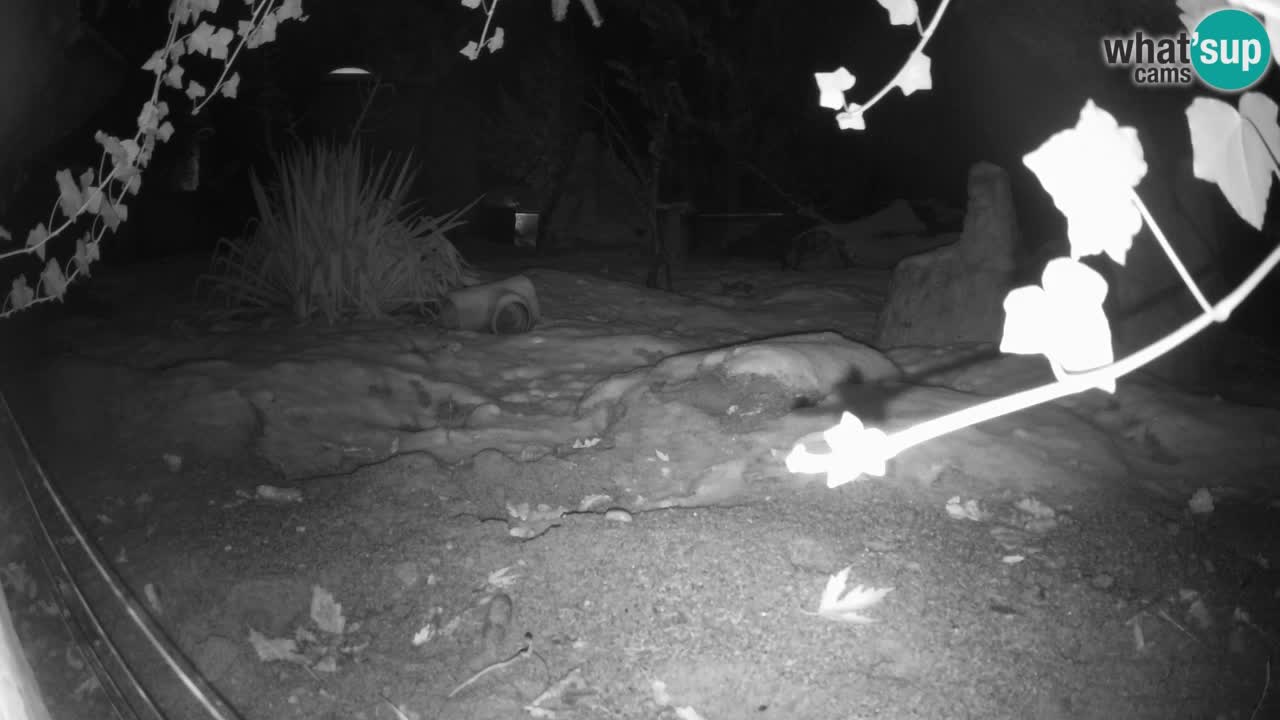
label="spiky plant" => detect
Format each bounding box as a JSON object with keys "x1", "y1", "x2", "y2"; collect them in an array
[{"x1": 203, "y1": 139, "x2": 476, "y2": 325}]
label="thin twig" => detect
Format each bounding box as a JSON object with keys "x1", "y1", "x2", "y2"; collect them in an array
[
  {"x1": 446, "y1": 643, "x2": 531, "y2": 699},
  {"x1": 381, "y1": 696, "x2": 412, "y2": 720},
  {"x1": 1154, "y1": 609, "x2": 1202, "y2": 644},
  {"x1": 1248, "y1": 658, "x2": 1271, "y2": 720}
]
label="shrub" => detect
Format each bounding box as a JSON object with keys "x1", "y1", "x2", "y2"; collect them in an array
[{"x1": 203, "y1": 139, "x2": 475, "y2": 324}]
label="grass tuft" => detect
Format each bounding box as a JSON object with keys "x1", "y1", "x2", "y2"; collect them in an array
[{"x1": 203, "y1": 139, "x2": 476, "y2": 325}]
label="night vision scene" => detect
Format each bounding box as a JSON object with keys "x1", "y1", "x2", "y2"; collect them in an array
[{"x1": 1, "y1": 1, "x2": 1280, "y2": 718}]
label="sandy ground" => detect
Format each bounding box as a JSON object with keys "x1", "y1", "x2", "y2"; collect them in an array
[{"x1": 1, "y1": 248, "x2": 1278, "y2": 720}]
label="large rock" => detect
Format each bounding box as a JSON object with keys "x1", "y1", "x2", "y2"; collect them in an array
[{"x1": 875, "y1": 162, "x2": 1019, "y2": 348}]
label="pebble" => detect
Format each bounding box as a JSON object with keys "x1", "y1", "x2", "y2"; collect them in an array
[{"x1": 393, "y1": 562, "x2": 420, "y2": 588}]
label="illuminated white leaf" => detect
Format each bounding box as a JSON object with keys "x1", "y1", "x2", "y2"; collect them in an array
[
  {"x1": 785, "y1": 411, "x2": 889, "y2": 487},
  {"x1": 1023, "y1": 101, "x2": 1147, "y2": 264},
  {"x1": 1001, "y1": 258, "x2": 1114, "y2": 392},
  {"x1": 806, "y1": 566, "x2": 893, "y2": 624},
  {"x1": 1186, "y1": 92, "x2": 1280, "y2": 230},
  {"x1": 895, "y1": 51, "x2": 932, "y2": 96},
  {"x1": 877, "y1": 0, "x2": 919, "y2": 26},
  {"x1": 486, "y1": 27, "x2": 505, "y2": 52},
  {"x1": 815, "y1": 67, "x2": 856, "y2": 110},
  {"x1": 836, "y1": 104, "x2": 866, "y2": 131}
]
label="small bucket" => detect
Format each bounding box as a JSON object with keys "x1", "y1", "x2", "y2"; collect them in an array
[{"x1": 440, "y1": 275, "x2": 541, "y2": 334}]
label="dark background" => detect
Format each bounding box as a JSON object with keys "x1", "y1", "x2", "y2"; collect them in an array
[{"x1": 1, "y1": 0, "x2": 1276, "y2": 333}]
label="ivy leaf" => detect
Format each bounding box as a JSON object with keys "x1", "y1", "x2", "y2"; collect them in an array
[
  {"x1": 94, "y1": 132, "x2": 140, "y2": 181},
  {"x1": 88, "y1": 191, "x2": 126, "y2": 231},
  {"x1": 186, "y1": 79, "x2": 208, "y2": 101},
  {"x1": 9, "y1": 276, "x2": 34, "y2": 310},
  {"x1": 0, "y1": 226, "x2": 10, "y2": 244},
  {"x1": 95, "y1": 131, "x2": 128, "y2": 166},
  {"x1": 85, "y1": 187, "x2": 103, "y2": 215},
  {"x1": 55, "y1": 169, "x2": 84, "y2": 219},
  {"x1": 815, "y1": 67, "x2": 856, "y2": 111},
  {"x1": 208, "y1": 25, "x2": 235, "y2": 60},
  {"x1": 137, "y1": 100, "x2": 169, "y2": 135},
  {"x1": 1186, "y1": 92, "x2": 1280, "y2": 231},
  {"x1": 877, "y1": 0, "x2": 919, "y2": 26},
  {"x1": 1001, "y1": 258, "x2": 1115, "y2": 393},
  {"x1": 276, "y1": 0, "x2": 307, "y2": 22},
  {"x1": 187, "y1": 22, "x2": 234, "y2": 59},
  {"x1": 41, "y1": 259, "x2": 69, "y2": 300},
  {"x1": 137, "y1": 136, "x2": 156, "y2": 169},
  {"x1": 186, "y1": 21, "x2": 216, "y2": 54},
  {"x1": 257, "y1": 12, "x2": 279, "y2": 46},
  {"x1": 104, "y1": 200, "x2": 128, "y2": 231},
  {"x1": 120, "y1": 139, "x2": 141, "y2": 166},
  {"x1": 25, "y1": 223, "x2": 49, "y2": 261},
  {"x1": 785, "y1": 411, "x2": 889, "y2": 487},
  {"x1": 172, "y1": 0, "x2": 220, "y2": 26},
  {"x1": 460, "y1": 41, "x2": 480, "y2": 60},
  {"x1": 462, "y1": 0, "x2": 482, "y2": 9},
  {"x1": 243, "y1": 14, "x2": 278, "y2": 48},
  {"x1": 486, "y1": 27, "x2": 505, "y2": 53},
  {"x1": 141, "y1": 49, "x2": 167, "y2": 75},
  {"x1": 1022, "y1": 100, "x2": 1147, "y2": 264},
  {"x1": 73, "y1": 233, "x2": 99, "y2": 278},
  {"x1": 220, "y1": 71, "x2": 241, "y2": 99},
  {"x1": 895, "y1": 51, "x2": 932, "y2": 96},
  {"x1": 837, "y1": 104, "x2": 866, "y2": 131},
  {"x1": 578, "y1": 0, "x2": 604, "y2": 26},
  {"x1": 164, "y1": 63, "x2": 185, "y2": 90}
]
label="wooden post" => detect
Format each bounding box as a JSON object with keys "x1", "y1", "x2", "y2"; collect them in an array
[{"x1": 1, "y1": 582, "x2": 53, "y2": 720}]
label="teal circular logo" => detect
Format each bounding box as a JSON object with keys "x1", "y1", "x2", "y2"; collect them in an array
[{"x1": 1192, "y1": 8, "x2": 1271, "y2": 91}]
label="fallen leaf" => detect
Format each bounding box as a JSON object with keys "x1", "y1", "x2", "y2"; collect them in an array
[
  {"x1": 310, "y1": 585, "x2": 346, "y2": 635},
  {"x1": 248, "y1": 629, "x2": 306, "y2": 664},
  {"x1": 806, "y1": 566, "x2": 893, "y2": 624}
]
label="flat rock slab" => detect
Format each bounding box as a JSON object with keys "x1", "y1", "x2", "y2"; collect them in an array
[{"x1": 27, "y1": 268, "x2": 1280, "y2": 512}]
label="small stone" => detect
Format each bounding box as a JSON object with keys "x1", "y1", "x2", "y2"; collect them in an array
[
  {"x1": 394, "y1": 562, "x2": 420, "y2": 588},
  {"x1": 604, "y1": 509, "x2": 632, "y2": 523},
  {"x1": 1188, "y1": 488, "x2": 1214, "y2": 515},
  {"x1": 1090, "y1": 573, "x2": 1114, "y2": 590},
  {"x1": 256, "y1": 485, "x2": 303, "y2": 503},
  {"x1": 192, "y1": 635, "x2": 241, "y2": 683}
]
